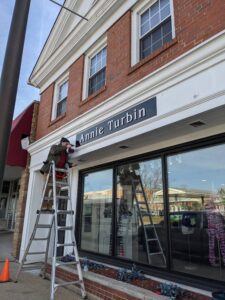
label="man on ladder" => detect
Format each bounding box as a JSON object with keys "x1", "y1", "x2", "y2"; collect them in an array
[{"x1": 15, "y1": 137, "x2": 87, "y2": 300}]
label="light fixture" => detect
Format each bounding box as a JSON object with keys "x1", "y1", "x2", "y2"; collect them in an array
[
  {"x1": 189, "y1": 120, "x2": 205, "y2": 127},
  {"x1": 20, "y1": 134, "x2": 30, "y2": 150}
]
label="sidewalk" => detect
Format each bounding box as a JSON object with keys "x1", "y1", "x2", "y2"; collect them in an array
[
  {"x1": 0, "y1": 231, "x2": 83, "y2": 300},
  {"x1": 0, "y1": 261, "x2": 83, "y2": 300}
]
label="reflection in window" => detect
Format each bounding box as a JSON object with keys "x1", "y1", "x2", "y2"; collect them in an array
[
  {"x1": 116, "y1": 159, "x2": 166, "y2": 267},
  {"x1": 81, "y1": 169, "x2": 113, "y2": 255},
  {"x1": 167, "y1": 144, "x2": 225, "y2": 281}
]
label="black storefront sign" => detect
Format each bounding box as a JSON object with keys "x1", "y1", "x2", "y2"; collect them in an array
[{"x1": 76, "y1": 97, "x2": 157, "y2": 147}]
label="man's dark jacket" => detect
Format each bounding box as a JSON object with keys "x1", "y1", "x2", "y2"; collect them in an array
[{"x1": 40, "y1": 144, "x2": 74, "y2": 174}]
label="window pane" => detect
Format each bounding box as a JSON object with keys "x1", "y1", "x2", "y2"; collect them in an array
[
  {"x1": 161, "y1": 4, "x2": 170, "y2": 20},
  {"x1": 88, "y1": 68, "x2": 106, "y2": 95},
  {"x1": 150, "y1": 1, "x2": 159, "y2": 17},
  {"x1": 167, "y1": 144, "x2": 225, "y2": 281},
  {"x1": 140, "y1": 17, "x2": 172, "y2": 59},
  {"x1": 160, "y1": 0, "x2": 170, "y2": 8},
  {"x1": 116, "y1": 159, "x2": 166, "y2": 268},
  {"x1": 150, "y1": 13, "x2": 160, "y2": 28},
  {"x1": 141, "y1": 10, "x2": 150, "y2": 36},
  {"x1": 90, "y1": 47, "x2": 107, "y2": 77},
  {"x1": 140, "y1": 34, "x2": 152, "y2": 59},
  {"x1": 58, "y1": 81, "x2": 68, "y2": 102},
  {"x1": 56, "y1": 98, "x2": 66, "y2": 117},
  {"x1": 81, "y1": 169, "x2": 113, "y2": 255},
  {"x1": 2, "y1": 181, "x2": 10, "y2": 194}
]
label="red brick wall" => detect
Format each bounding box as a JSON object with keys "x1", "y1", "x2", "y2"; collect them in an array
[
  {"x1": 36, "y1": 0, "x2": 225, "y2": 140},
  {"x1": 46, "y1": 264, "x2": 212, "y2": 300}
]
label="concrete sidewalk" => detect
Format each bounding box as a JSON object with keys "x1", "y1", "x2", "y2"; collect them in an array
[
  {"x1": 0, "y1": 231, "x2": 84, "y2": 299},
  {"x1": 0, "y1": 260, "x2": 84, "y2": 300}
]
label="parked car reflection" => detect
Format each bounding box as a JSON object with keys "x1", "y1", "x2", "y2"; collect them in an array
[{"x1": 138, "y1": 210, "x2": 225, "y2": 265}]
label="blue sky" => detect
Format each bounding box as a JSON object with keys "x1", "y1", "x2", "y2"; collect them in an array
[{"x1": 0, "y1": 0, "x2": 64, "y2": 118}]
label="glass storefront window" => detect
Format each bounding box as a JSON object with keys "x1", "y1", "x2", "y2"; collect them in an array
[
  {"x1": 79, "y1": 141, "x2": 225, "y2": 284},
  {"x1": 116, "y1": 159, "x2": 166, "y2": 267},
  {"x1": 167, "y1": 144, "x2": 225, "y2": 281},
  {"x1": 81, "y1": 169, "x2": 113, "y2": 255}
]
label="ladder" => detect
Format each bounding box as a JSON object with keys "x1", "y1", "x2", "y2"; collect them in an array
[
  {"x1": 130, "y1": 170, "x2": 166, "y2": 265},
  {"x1": 15, "y1": 161, "x2": 87, "y2": 300}
]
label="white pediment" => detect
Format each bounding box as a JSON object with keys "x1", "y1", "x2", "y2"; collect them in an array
[{"x1": 33, "y1": 0, "x2": 97, "y2": 75}]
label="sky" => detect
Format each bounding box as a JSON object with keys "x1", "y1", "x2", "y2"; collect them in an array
[{"x1": 0, "y1": 0, "x2": 64, "y2": 118}]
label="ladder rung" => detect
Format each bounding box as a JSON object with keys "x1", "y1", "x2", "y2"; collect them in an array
[
  {"x1": 148, "y1": 252, "x2": 163, "y2": 256},
  {"x1": 37, "y1": 209, "x2": 55, "y2": 214},
  {"x1": 43, "y1": 197, "x2": 53, "y2": 201},
  {"x1": 60, "y1": 186, "x2": 69, "y2": 191},
  {"x1": 48, "y1": 182, "x2": 68, "y2": 187},
  {"x1": 55, "y1": 168, "x2": 69, "y2": 173},
  {"x1": 27, "y1": 251, "x2": 46, "y2": 255},
  {"x1": 55, "y1": 280, "x2": 82, "y2": 288},
  {"x1": 22, "y1": 263, "x2": 43, "y2": 270},
  {"x1": 57, "y1": 226, "x2": 73, "y2": 230},
  {"x1": 57, "y1": 242, "x2": 74, "y2": 247},
  {"x1": 36, "y1": 224, "x2": 52, "y2": 229},
  {"x1": 55, "y1": 260, "x2": 78, "y2": 266},
  {"x1": 147, "y1": 238, "x2": 158, "y2": 241},
  {"x1": 137, "y1": 201, "x2": 147, "y2": 205},
  {"x1": 33, "y1": 237, "x2": 49, "y2": 241},
  {"x1": 57, "y1": 210, "x2": 74, "y2": 215},
  {"x1": 56, "y1": 195, "x2": 69, "y2": 200}
]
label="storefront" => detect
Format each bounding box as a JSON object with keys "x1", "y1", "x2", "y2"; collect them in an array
[
  {"x1": 0, "y1": 102, "x2": 37, "y2": 233},
  {"x1": 21, "y1": 24, "x2": 225, "y2": 294},
  {"x1": 76, "y1": 133, "x2": 225, "y2": 288},
  {"x1": 0, "y1": 180, "x2": 19, "y2": 231}
]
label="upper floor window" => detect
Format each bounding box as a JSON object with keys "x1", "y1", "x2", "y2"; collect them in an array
[
  {"x1": 131, "y1": 0, "x2": 174, "y2": 66},
  {"x1": 88, "y1": 47, "x2": 107, "y2": 96},
  {"x1": 52, "y1": 73, "x2": 68, "y2": 120},
  {"x1": 56, "y1": 80, "x2": 68, "y2": 117},
  {"x1": 140, "y1": 0, "x2": 172, "y2": 59},
  {"x1": 82, "y1": 36, "x2": 107, "y2": 100}
]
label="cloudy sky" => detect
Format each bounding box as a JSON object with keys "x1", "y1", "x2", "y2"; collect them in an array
[{"x1": 0, "y1": 0, "x2": 64, "y2": 118}]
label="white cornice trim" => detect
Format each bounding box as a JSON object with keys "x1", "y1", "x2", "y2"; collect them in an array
[
  {"x1": 29, "y1": 0, "x2": 137, "y2": 90},
  {"x1": 28, "y1": 30, "x2": 225, "y2": 155}
]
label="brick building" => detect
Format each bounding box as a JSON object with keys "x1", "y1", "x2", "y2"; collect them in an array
[{"x1": 21, "y1": 0, "x2": 225, "y2": 298}]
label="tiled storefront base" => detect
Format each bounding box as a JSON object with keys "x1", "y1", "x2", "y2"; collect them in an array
[{"x1": 46, "y1": 264, "x2": 212, "y2": 300}]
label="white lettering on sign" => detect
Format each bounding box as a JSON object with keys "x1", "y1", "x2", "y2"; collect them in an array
[
  {"x1": 76, "y1": 96, "x2": 157, "y2": 147},
  {"x1": 80, "y1": 126, "x2": 104, "y2": 143},
  {"x1": 108, "y1": 107, "x2": 146, "y2": 131}
]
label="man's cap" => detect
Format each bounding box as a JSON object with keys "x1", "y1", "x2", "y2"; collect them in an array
[{"x1": 60, "y1": 137, "x2": 74, "y2": 146}]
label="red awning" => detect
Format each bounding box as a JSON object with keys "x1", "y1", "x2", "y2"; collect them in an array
[{"x1": 6, "y1": 102, "x2": 35, "y2": 167}]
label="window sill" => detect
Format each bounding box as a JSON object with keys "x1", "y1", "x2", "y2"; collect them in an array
[
  {"x1": 80, "y1": 85, "x2": 107, "y2": 107},
  {"x1": 128, "y1": 38, "x2": 178, "y2": 75},
  {"x1": 48, "y1": 112, "x2": 66, "y2": 127}
]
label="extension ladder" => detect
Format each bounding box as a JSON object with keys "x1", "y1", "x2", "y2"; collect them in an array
[{"x1": 15, "y1": 161, "x2": 87, "y2": 300}]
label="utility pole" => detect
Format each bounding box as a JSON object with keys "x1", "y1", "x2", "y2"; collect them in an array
[{"x1": 0, "y1": 0, "x2": 31, "y2": 191}]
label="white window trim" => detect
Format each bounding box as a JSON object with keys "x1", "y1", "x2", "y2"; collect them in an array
[
  {"x1": 131, "y1": 0, "x2": 175, "y2": 66},
  {"x1": 82, "y1": 36, "x2": 107, "y2": 100},
  {"x1": 51, "y1": 72, "x2": 69, "y2": 121}
]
